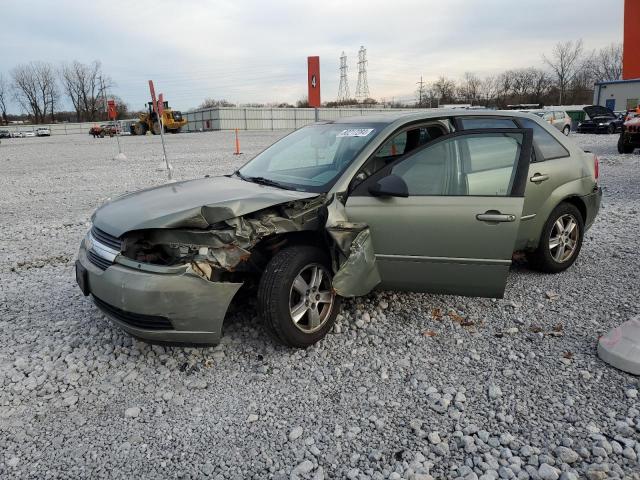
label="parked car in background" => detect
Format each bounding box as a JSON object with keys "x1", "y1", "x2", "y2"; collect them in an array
[
  {"x1": 76, "y1": 110, "x2": 601, "y2": 348},
  {"x1": 576, "y1": 106, "x2": 624, "y2": 134},
  {"x1": 23, "y1": 131, "x2": 36, "y2": 137},
  {"x1": 0, "y1": 129, "x2": 11, "y2": 138},
  {"x1": 534, "y1": 110, "x2": 572, "y2": 136},
  {"x1": 11, "y1": 131, "x2": 24, "y2": 138},
  {"x1": 618, "y1": 113, "x2": 640, "y2": 154},
  {"x1": 36, "y1": 127, "x2": 51, "y2": 137}
]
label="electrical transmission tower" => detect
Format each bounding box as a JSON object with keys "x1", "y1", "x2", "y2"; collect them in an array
[
  {"x1": 416, "y1": 76, "x2": 426, "y2": 107},
  {"x1": 355, "y1": 46, "x2": 370, "y2": 101},
  {"x1": 337, "y1": 51, "x2": 351, "y2": 102}
]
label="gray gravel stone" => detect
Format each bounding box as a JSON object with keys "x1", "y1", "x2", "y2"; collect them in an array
[{"x1": 0, "y1": 133, "x2": 638, "y2": 479}]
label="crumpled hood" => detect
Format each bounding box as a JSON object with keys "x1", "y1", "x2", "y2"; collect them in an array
[{"x1": 93, "y1": 175, "x2": 318, "y2": 237}]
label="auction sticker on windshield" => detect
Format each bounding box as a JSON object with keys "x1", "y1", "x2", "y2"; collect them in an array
[{"x1": 337, "y1": 128, "x2": 375, "y2": 137}]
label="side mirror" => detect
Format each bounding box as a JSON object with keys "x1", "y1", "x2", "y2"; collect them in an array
[{"x1": 368, "y1": 174, "x2": 409, "y2": 198}]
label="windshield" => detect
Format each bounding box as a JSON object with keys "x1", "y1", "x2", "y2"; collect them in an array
[{"x1": 237, "y1": 123, "x2": 382, "y2": 192}]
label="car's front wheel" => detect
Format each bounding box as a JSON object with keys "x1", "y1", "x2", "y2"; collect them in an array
[
  {"x1": 618, "y1": 134, "x2": 636, "y2": 154},
  {"x1": 258, "y1": 245, "x2": 340, "y2": 348},
  {"x1": 607, "y1": 124, "x2": 616, "y2": 134},
  {"x1": 528, "y1": 202, "x2": 584, "y2": 273}
]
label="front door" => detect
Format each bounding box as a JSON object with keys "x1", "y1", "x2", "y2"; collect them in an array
[{"x1": 345, "y1": 129, "x2": 533, "y2": 298}]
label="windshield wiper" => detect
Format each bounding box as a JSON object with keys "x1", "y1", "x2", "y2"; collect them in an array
[{"x1": 234, "y1": 171, "x2": 290, "y2": 190}]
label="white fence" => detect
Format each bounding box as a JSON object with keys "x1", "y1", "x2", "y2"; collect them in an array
[
  {"x1": 183, "y1": 107, "x2": 425, "y2": 131},
  {"x1": 1, "y1": 108, "x2": 427, "y2": 135},
  {"x1": 0, "y1": 120, "x2": 138, "y2": 136}
]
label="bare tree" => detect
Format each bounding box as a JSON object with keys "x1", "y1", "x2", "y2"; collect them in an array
[
  {"x1": 198, "y1": 98, "x2": 235, "y2": 109},
  {"x1": 590, "y1": 43, "x2": 623, "y2": 82},
  {"x1": 12, "y1": 63, "x2": 42, "y2": 123},
  {"x1": 34, "y1": 62, "x2": 59, "y2": 122},
  {"x1": 60, "y1": 60, "x2": 111, "y2": 122},
  {"x1": 530, "y1": 69, "x2": 552, "y2": 103},
  {"x1": 431, "y1": 76, "x2": 457, "y2": 104},
  {"x1": 543, "y1": 40, "x2": 585, "y2": 104},
  {"x1": 478, "y1": 75, "x2": 499, "y2": 106},
  {"x1": 11, "y1": 62, "x2": 58, "y2": 124},
  {"x1": 0, "y1": 74, "x2": 8, "y2": 124},
  {"x1": 457, "y1": 72, "x2": 481, "y2": 104}
]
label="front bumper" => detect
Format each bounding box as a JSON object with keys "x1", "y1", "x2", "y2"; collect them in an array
[
  {"x1": 76, "y1": 241, "x2": 242, "y2": 345},
  {"x1": 582, "y1": 186, "x2": 603, "y2": 230}
]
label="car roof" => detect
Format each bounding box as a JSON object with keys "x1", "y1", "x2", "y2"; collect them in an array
[{"x1": 324, "y1": 109, "x2": 541, "y2": 126}]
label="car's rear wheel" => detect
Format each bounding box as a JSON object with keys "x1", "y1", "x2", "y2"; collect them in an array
[
  {"x1": 258, "y1": 245, "x2": 340, "y2": 348},
  {"x1": 528, "y1": 203, "x2": 584, "y2": 273},
  {"x1": 562, "y1": 125, "x2": 570, "y2": 136}
]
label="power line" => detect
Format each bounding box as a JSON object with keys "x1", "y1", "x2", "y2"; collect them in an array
[
  {"x1": 337, "y1": 51, "x2": 350, "y2": 102},
  {"x1": 355, "y1": 46, "x2": 370, "y2": 101}
]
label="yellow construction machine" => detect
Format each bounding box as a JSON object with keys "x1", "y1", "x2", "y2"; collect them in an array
[{"x1": 131, "y1": 101, "x2": 187, "y2": 135}]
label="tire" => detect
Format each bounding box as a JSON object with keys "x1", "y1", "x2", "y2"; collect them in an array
[
  {"x1": 562, "y1": 125, "x2": 570, "y2": 136},
  {"x1": 152, "y1": 122, "x2": 161, "y2": 135},
  {"x1": 607, "y1": 123, "x2": 616, "y2": 134},
  {"x1": 528, "y1": 202, "x2": 584, "y2": 273},
  {"x1": 618, "y1": 134, "x2": 635, "y2": 154},
  {"x1": 134, "y1": 123, "x2": 147, "y2": 136},
  {"x1": 257, "y1": 245, "x2": 341, "y2": 348}
]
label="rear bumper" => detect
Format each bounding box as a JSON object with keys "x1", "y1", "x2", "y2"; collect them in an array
[
  {"x1": 76, "y1": 242, "x2": 242, "y2": 345},
  {"x1": 582, "y1": 186, "x2": 602, "y2": 230}
]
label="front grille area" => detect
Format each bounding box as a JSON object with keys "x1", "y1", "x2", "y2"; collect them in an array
[
  {"x1": 93, "y1": 296, "x2": 174, "y2": 330},
  {"x1": 91, "y1": 226, "x2": 122, "y2": 251},
  {"x1": 87, "y1": 249, "x2": 112, "y2": 271}
]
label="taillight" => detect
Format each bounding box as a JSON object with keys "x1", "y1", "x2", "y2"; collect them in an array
[{"x1": 594, "y1": 154, "x2": 599, "y2": 181}]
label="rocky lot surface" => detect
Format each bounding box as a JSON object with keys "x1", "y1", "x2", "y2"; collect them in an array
[{"x1": 0, "y1": 130, "x2": 639, "y2": 479}]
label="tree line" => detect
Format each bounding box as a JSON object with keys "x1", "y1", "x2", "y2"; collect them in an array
[
  {"x1": 412, "y1": 41, "x2": 622, "y2": 108},
  {"x1": 0, "y1": 60, "x2": 129, "y2": 125}
]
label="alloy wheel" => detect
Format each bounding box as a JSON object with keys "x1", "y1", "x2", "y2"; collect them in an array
[
  {"x1": 289, "y1": 263, "x2": 335, "y2": 333},
  {"x1": 549, "y1": 213, "x2": 579, "y2": 263}
]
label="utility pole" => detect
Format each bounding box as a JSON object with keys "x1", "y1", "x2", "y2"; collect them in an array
[{"x1": 416, "y1": 76, "x2": 426, "y2": 107}]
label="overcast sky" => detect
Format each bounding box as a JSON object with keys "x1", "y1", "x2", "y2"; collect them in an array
[{"x1": 0, "y1": 0, "x2": 624, "y2": 112}]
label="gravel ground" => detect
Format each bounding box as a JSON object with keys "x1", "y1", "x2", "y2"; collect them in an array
[{"x1": 0, "y1": 131, "x2": 639, "y2": 480}]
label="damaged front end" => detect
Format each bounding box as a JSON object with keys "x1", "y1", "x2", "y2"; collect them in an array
[
  {"x1": 118, "y1": 195, "x2": 328, "y2": 282},
  {"x1": 118, "y1": 193, "x2": 381, "y2": 297},
  {"x1": 79, "y1": 189, "x2": 381, "y2": 344}
]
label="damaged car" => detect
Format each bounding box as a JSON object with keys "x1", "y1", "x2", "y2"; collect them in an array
[{"x1": 76, "y1": 111, "x2": 601, "y2": 347}]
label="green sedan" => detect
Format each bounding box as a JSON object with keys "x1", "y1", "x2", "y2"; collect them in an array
[{"x1": 76, "y1": 110, "x2": 602, "y2": 347}]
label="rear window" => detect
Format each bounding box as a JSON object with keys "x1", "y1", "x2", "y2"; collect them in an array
[{"x1": 519, "y1": 118, "x2": 569, "y2": 160}]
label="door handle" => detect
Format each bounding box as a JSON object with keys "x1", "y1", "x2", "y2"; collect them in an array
[
  {"x1": 530, "y1": 173, "x2": 549, "y2": 183},
  {"x1": 476, "y1": 212, "x2": 517, "y2": 223}
]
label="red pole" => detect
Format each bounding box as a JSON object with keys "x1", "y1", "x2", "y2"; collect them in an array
[{"x1": 234, "y1": 128, "x2": 242, "y2": 155}]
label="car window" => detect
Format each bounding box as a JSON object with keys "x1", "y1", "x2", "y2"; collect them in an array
[
  {"x1": 518, "y1": 118, "x2": 569, "y2": 160},
  {"x1": 390, "y1": 132, "x2": 523, "y2": 197},
  {"x1": 460, "y1": 118, "x2": 517, "y2": 129},
  {"x1": 555, "y1": 111, "x2": 565, "y2": 120}
]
